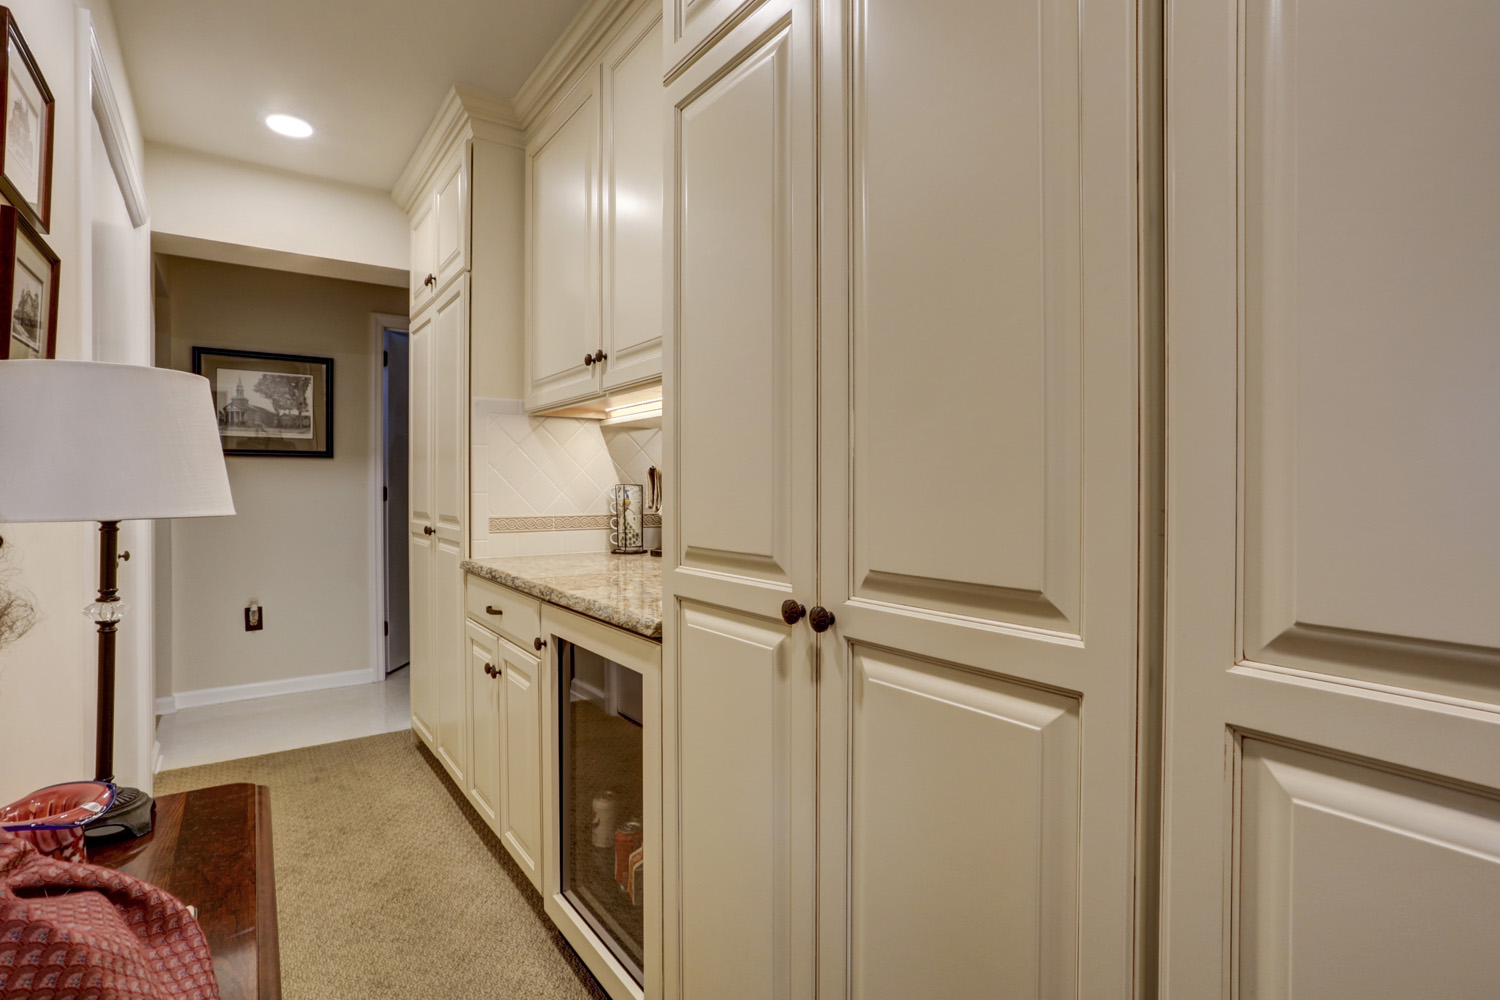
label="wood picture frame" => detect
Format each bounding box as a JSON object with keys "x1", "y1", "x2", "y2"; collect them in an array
[
  {"x1": 192, "y1": 347, "x2": 335, "y2": 458},
  {"x1": 0, "y1": 203, "x2": 57, "y2": 359},
  {"x1": 0, "y1": 8, "x2": 53, "y2": 233}
]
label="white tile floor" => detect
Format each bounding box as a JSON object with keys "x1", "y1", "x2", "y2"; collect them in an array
[{"x1": 155, "y1": 669, "x2": 411, "y2": 771}]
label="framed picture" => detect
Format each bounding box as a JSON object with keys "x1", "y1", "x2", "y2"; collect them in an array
[
  {"x1": 192, "y1": 347, "x2": 334, "y2": 457},
  {"x1": 0, "y1": 9, "x2": 52, "y2": 233},
  {"x1": 0, "y1": 203, "x2": 56, "y2": 359}
]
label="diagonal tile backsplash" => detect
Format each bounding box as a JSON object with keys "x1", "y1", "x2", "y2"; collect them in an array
[{"x1": 471, "y1": 399, "x2": 663, "y2": 557}]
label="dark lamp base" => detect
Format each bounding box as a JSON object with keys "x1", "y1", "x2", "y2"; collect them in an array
[{"x1": 85, "y1": 785, "x2": 155, "y2": 840}]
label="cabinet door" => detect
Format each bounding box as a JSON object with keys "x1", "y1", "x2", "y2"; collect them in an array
[
  {"x1": 434, "y1": 143, "x2": 469, "y2": 293},
  {"x1": 526, "y1": 71, "x2": 603, "y2": 411},
  {"x1": 815, "y1": 0, "x2": 1146, "y2": 995},
  {"x1": 409, "y1": 192, "x2": 437, "y2": 316},
  {"x1": 663, "y1": 0, "x2": 759, "y2": 79},
  {"x1": 662, "y1": 3, "x2": 820, "y2": 997},
  {"x1": 432, "y1": 277, "x2": 468, "y2": 535},
  {"x1": 432, "y1": 278, "x2": 469, "y2": 784},
  {"x1": 1162, "y1": 2, "x2": 1500, "y2": 995},
  {"x1": 408, "y1": 308, "x2": 437, "y2": 748},
  {"x1": 601, "y1": 4, "x2": 665, "y2": 391},
  {"x1": 497, "y1": 635, "x2": 543, "y2": 889},
  {"x1": 466, "y1": 620, "x2": 502, "y2": 831}
]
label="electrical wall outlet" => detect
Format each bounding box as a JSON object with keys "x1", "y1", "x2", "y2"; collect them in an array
[{"x1": 245, "y1": 603, "x2": 263, "y2": 631}]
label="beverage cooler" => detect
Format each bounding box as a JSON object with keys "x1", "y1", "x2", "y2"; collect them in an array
[{"x1": 540, "y1": 607, "x2": 661, "y2": 1000}]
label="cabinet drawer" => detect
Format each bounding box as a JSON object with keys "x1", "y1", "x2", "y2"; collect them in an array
[{"x1": 465, "y1": 574, "x2": 542, "y2": 650}]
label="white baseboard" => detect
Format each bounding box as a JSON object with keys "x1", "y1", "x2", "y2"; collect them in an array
[
  {"x1": 152, "y1": 740, "x2": 164, "y2": 774},
  {"x1": 164, "y1": 668, "x2": 375, "y2": 713},
  {"x1": 155, "y1": 695, "x2": 178, "y2": 716}
]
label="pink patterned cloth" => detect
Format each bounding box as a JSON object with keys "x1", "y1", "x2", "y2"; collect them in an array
[{"x1": 0, "y1": 829, "x2": 219, "y2": 999}]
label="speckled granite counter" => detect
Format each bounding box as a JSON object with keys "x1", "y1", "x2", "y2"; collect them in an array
[{"x1": 462, "y1": 553, "x2": 663, "y2": 640}]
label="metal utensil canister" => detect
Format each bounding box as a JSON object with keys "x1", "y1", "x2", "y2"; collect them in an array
[{"x1": 609, "y1": 484, "x2": 645, "y2": 553}]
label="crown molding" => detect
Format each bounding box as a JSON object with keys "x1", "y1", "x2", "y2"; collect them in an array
[
  {"x1": 89, "y1": 26, "x2": 149, "y2": 227},
  {"x1": 392, "y1": 85, "x2": 524, "y2": 211},
  {"x1": 512, "y1": 0, "x2": 641, "y2": 132}
]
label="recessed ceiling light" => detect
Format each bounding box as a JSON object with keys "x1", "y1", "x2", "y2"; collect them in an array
[{"x1": 265, "y1": 114, "x2": 313, "y2": 139}]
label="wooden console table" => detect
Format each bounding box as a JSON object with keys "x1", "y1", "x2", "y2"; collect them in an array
[{"x1": 89, "y1": 783, "x2": 281, "y2": 1000}]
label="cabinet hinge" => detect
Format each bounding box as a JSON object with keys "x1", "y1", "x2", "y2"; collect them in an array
[
  {"x1": 384, "y1": 621, "x2": 389, "y2": 637},
  {"x1": 383, "y1": 485, "x2": 388, "y2": 502},
  {"x1": 383, "y1": 350, "x2": 389, "y2": 367}
]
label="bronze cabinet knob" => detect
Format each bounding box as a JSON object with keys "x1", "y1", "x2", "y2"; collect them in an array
[
  {"x1": 423, "y1": 525, "x2": 435, "y2": 535},
  {"x1": 534, "y1": 637, "x2": 546, "y2": 651},
  {"x1": 583, "y1": 353, "x2": 595, "y2": 366},
  {"x1": 809, "y1": 606, "x2": 836, "y2": 633},
  {"x1": 592, "y1": 349, "x2": 607, "y2": 364},
  {"x1": 781, "y1": 599, "x2": 806, "y2": 625}
]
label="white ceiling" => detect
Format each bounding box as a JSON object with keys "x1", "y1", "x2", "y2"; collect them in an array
[{"x1": 112, "y1": 0, "x2": 590, "y2": 191}]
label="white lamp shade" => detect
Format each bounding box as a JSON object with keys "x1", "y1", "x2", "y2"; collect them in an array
[{"x1": 0, "y1": 360, "x2": 235, "y2": 522}]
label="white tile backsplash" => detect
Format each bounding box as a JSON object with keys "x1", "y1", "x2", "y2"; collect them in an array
[{"x1": 471, "y1": 400, "x2": 662, "y2": 556}]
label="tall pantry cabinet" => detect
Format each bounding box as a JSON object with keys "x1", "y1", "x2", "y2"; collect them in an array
[
  {"x1": 661, "y1": 0, "x2": 1150, "y2": 997},
  {"x1": 399, "y1": 88, "x2": 529, "y2": 789}
]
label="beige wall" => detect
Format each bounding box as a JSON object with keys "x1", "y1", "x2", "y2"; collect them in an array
[
  {"x1": 0, "y1": 0, "x2": 150, "y2": 804},
  {"x1": 147, "y1": 143, "x2": 408, "y2": 283},
  {"x1": 160, "y1": 256, "x2": 406, "y2": 699}
]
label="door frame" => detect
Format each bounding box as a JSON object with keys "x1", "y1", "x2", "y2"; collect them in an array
[{"x1": 368, "y1": 311, "x2": 410, "y2": 682}]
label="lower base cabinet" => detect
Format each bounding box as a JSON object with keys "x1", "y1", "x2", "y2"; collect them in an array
[{"x1": 454, "y1": 572, "x2": 662, "y2": 1000}]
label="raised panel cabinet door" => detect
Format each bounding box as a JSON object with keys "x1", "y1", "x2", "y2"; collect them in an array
[
  {"x1": 526, "y1": 71, "x2": 603, "y2": 411},
  {"x1": 1163, "y1": 1, "x2": 1500, "y2": 995},
  {"x1": 601, "y1": 3, "x2": 666, "y2": 391},
  {"x1": 662, "y1": 2, "x2": 819, "y2": 998},
  {"x1": 434, "y1": 143, "x2": 469, "y2": 292},
  {"x1": 434, "y1": 538, "x2": 467, "y2": 786},
  {"x1": 497, "y1": 636, "x2": 542, "y2": 888},
  {"x1": 466, "y1": 620, "x2": 502, "y2": 831},
  {"x1": 408, "y1": 308, "x2": 437, "y2": 748},
  {"x1": 816, "y1": 0, "x2": 1146, "y2": 995},
  {"x1": 663, "y1": 0, "x2": 760, "y2": 80},
  {"x1": 409, "y1": 527, "x2": 436, "y2": 749},
  {"x1": 432, "y1": 278, "x2": 468, "y2": 537},
  {"x1": 410, "y1": 192, "x2": 437, "y2": 316}
]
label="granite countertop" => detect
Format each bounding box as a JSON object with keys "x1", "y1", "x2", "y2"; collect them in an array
[{"x1": 462, "y1": 553, "x2": 663, "y2": 640}]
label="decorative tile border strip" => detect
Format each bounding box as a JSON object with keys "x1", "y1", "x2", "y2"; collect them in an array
[{"x1": 488, "y1": 513, "x2": 663, "y2": 533}]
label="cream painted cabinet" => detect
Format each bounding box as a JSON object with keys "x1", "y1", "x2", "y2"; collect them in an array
[
  {"x1": 600, "y1": 2, "x2": 665, "y2": 391},
  {"x1": 466, "y1": 619, "x2": 503, "y2": 828},
  {"x1": 662, "y1": 5, "x2": 819, "y2": 997},
  {"x1": 496, "y1": 634, "x2": 542, "y2": 889},
  {"x1": 410, "y1": 277, "x2": 470, "y2": 786},
  {"x1": 663, "y1": 0, "x2": 1147, "y2": 997},
  {"x1": 526, "y1": 0, "x2": 666, "y2": 411},
  {"x1": 409, "y1": 144, "x2": 468, "y2": 316},
  {"x1": 526, "y1": 71, "x2": 603, "y2": 411},
  {"x1": 1161, "y1": 1, "x2": 1500, "y2": 996}
]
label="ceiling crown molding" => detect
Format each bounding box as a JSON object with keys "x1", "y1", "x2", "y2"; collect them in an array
[
  {"x1": 512, "y1": 0, "x2": 639, "y2": 132},
  {"x1": 392, "y1": 85, "x2": 523, "y2": 211}
]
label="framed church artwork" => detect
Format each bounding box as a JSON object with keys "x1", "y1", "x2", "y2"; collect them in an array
[
  {"x1": 0, "y1": 204, "x2": 57, "y2": 360},
  {"x1": 0, "y1": 8, "x2": 53, "y2": 233},
  {"x1": 192, "y1": 347, "x2": 335, "y2": 457}
]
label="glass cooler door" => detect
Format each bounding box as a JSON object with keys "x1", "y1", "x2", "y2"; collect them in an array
[{"x1": 558, "y1": 638, "x2": 646, "y2": 984}]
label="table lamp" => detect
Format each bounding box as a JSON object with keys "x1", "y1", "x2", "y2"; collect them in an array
[{"x1": 0, "y1": 359, "x2": 235, "y2": 839}]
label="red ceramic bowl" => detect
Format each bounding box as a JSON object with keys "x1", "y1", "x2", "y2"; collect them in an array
[{"x1": 1, "y1": 780, "x2": 116, "y2": 862}]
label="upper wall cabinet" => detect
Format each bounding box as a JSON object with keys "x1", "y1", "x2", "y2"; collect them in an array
[
  {"x1": 410, "y1": 144, "x2": 469, "y2": 317},
  {"x1": 663, "y1": 0, "x2": 758, "y2": 78},
  {"x1": 601, "y1": 4, "x2": 666, "y2": 391},
  {"x1": 526, "y1": 71, "x2": 603, "y2": 411},
  {"x1": 525, "y1": 0, "x2": 665, "y2": 412}
]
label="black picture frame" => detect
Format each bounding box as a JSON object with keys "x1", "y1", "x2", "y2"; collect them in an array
[
  {"x1": 0, "y1": 202, "x2": 56, "y2": 359},
  {"x1": 192, "y1": 347, "x2": 334, "y2": 458},
  {"x1": 0, "y1": 8, "x2": 54, "y2": 233}
]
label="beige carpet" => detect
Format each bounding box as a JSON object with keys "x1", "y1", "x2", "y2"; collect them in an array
[{"x1": 157, "y1": 731, "x2": 610, "y2": 1000}]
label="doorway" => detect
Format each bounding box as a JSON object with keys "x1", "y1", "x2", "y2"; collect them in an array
[{"x1": 382, "y1": 326, "x2": 411, "y2": 675}]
